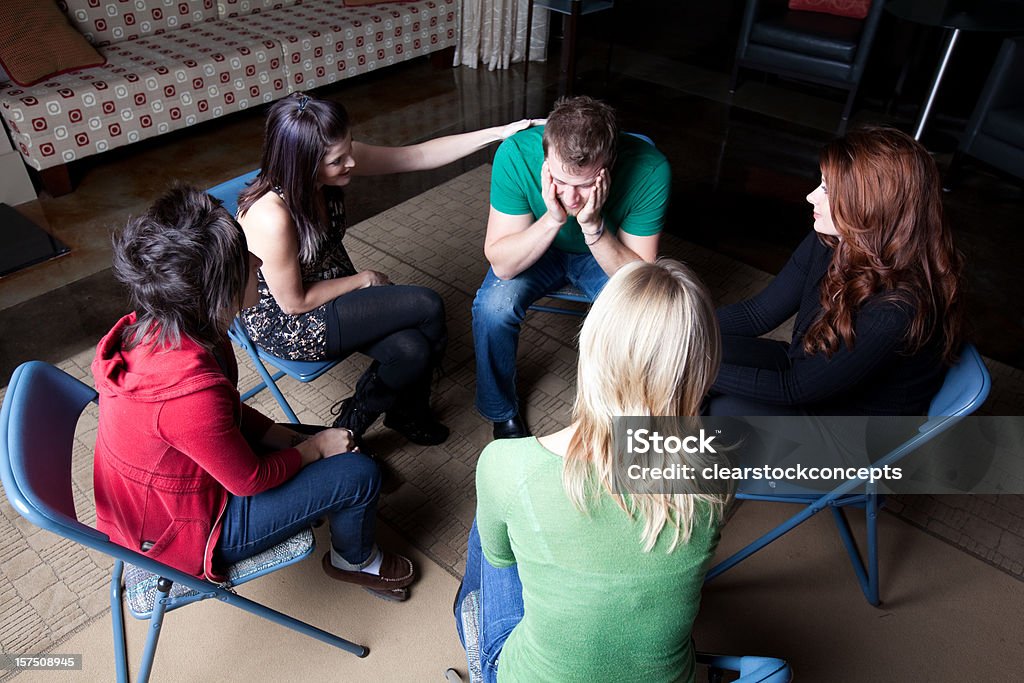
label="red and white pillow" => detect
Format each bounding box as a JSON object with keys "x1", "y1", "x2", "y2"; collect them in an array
[
  {"x1": 787, "y1": 0, "x2": 872, "y2": 20},
  {"x1": 0, "y1": 1, "x2": 106, "y2": 86}
]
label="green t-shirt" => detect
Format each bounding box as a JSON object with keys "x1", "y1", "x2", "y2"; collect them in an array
[
  {"x1": 489, "y1": 127, "x2": 671, "y2": 254},
  {"x1": 476, "y1": 437, "x2": 720, "y2": 683}
]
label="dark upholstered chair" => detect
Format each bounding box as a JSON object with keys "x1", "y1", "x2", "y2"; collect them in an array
[
  {"x1": 730, "y1": 0, "x2": 886, "y2": 133},
  {"x1": 949, "y1": 37, "x2": 1024, "y2": 185}
]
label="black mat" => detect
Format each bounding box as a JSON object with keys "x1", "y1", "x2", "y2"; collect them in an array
[{"x1": 0, "y1": 202, "x2": 69, "y2": 277}]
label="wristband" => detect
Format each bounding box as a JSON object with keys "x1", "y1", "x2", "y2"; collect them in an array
[{"x1": 583, "y1": 219, "x2": 605, "y2": 246}]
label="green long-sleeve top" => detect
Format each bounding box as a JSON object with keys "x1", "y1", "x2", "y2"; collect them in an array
[{"x1": 476, "y1": 437, "x2": 721, "y2": 683}]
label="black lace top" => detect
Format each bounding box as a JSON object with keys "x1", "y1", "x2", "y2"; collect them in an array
[{"x1": 241, "y1": 186, "x2": 356, "y2": 361}]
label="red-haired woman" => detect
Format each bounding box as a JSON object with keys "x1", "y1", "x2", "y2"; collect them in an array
[{"x1": 707, "y1": 127, "x2": 965, "y2": 416}]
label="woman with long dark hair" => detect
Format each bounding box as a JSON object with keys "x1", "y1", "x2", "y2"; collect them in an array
[
  {"x1": 707, "y1": 127, "x2": 965, "y2": 416},
  {"x1": 238, "y1": 93, "x2": 535, "y2": 445}
]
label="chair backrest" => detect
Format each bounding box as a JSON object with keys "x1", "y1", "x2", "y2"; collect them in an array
[
  {"x1": 229, "y1": 317, "x2": 262, "y2": 360},
  {"x1": 0, "y1": 361, "x2": 233, "y2": 589},
  {"x1": 208, "y1": 169, "x2": 260, "y2": 216},
  {"x1": 927, "y1": 343, "x2": 991, "y2": 419},
  {"x1": 960, "y1": 36, "x2": 1024, "y2": 179},
  {"x1": 740, "y1": 0, "x2": 886, "y2": 76},
  {"x1": 0, "y1": 361, "x2": 104, "y2": 542},
  {"x1": 627, "y1": 131, "x2": 655, "y2": 147},
  {"x1": 869, "y1": 343, "x2": 990, "y2": 474}
]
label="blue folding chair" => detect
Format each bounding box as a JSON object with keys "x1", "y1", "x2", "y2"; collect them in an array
[
  {"x1": 228, "y1": 319, "x2": 340, "y2": 424},
  {"x1": 705, "y1": 343, "x2": 992, "y2": 605},
  {"x1": 207, "y1": 168, "x2": 259, "y2": 215},
  {"x1": 207, "y1": 171, "x2": 341, "y2": 424},
  {"x1": 527, "y1": 283, "x2": 594, "y2": 316},
  {"x1": 0, "y1": 361, "x2": 368, "y2": 683},
  {"x1": 697, "y1": 653, "x2": 792, "y2": 683},
  {"x1": 450, "y1": 587, "x2": 791, "y2": 682},
  {"x1": 527, "y1": 132, "x2": 657, "y2": 318}
]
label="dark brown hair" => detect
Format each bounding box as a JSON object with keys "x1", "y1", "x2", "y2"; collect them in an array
[
  {"x1": 237, "y1": 93, "x2": 351, "y2": 263},
  {"x1": 112, "y1": 185, "x2": 249, "y2": 351},
  {"x1": 804, "y1": 127, "x2": 965, "y2": 364},
  {"x1": 542, "y1": 95, "x2": 618, "y2": 170}
]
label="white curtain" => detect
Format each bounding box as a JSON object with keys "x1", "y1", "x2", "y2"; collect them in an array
[{"x1": 455, "y1": 0, "x2": 550, "y2": 70}]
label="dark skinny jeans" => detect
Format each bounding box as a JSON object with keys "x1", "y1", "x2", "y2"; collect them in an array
[{"x1": 325, "y1": 284, "x2": 447, "y2": 390}]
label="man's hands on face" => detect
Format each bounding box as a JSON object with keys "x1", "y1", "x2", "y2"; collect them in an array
[
  {"x1": 576, "y1": 168, "x2": 609, "y2": 232},
  {"x1": 541, "y1": 161, "x2": 568, "y2": 228}
]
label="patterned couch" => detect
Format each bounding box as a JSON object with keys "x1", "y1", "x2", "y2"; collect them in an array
[{"x1": 0, "y1": 0, "x2": 457, "y2": 195}]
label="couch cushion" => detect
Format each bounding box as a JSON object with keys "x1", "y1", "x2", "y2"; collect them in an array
[
  {"x1": 0, "y1": 0, "x2": 106, "y2": 86},
  {"x1": 751, "y1": 9, "x2": 863, "y2": 64},
  {"x1": 222, "y1": 0, "x2": 456, "y2": 91},
  {"x1": 60, "y1": 0, "x2": 219, "y2": 47},
  {"x1": 788, "y1": 0, "x2": 871, "y2": 20},
  {"x1": 218, "y1": 0, "x2": 303, "y2": 19},
  {"x1": 0, "y1": 20, "x2": 286, "y2": 170}
]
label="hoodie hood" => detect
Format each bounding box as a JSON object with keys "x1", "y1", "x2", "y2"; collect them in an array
[{"x1": 93, "y1": 313, "x2": 234, "y2": 403}]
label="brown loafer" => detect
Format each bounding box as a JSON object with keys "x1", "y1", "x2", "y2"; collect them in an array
[
  {"x1": 321, "y1": 551, "x2": 415, "y2": 591},
  {"x1": 365, "y1": 586, "x2": 409, "y2": 602}
]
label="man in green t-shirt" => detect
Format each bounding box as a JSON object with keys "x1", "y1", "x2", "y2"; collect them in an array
[{"x1": 472, "y1": 96, "x2": 671, "y2": 439}]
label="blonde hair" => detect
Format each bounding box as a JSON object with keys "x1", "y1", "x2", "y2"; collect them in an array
[{"x1": 563, "y1": 259, "x2": 728, "y2": 552}]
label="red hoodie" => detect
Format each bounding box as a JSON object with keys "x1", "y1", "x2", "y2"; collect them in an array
[{"x1": 92, "y1": 313, "x2": 303, "y2": 581}]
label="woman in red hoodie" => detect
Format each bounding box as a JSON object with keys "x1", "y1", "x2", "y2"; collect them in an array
[{"x1": 93, "y1": 186, "x2": 414, "y2": 601}]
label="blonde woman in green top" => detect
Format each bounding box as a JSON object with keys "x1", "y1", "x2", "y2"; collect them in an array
[{"x1": 455, "y1": 258, "x2": 732, "y2": 682}]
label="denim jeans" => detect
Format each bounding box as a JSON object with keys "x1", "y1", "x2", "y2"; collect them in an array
[
  {"x1": 216, "y1": 447, "x2": 382, "y2": 568},
  {"x1": 472, "y1": 249, "x2": 609, "y2": 421},
  {"x1": 455, "y1": 521, "x2": 525, "y2": 683}
]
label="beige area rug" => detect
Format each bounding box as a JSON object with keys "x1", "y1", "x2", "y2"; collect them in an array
[{"x1": 2, "y1": 164, "x2": 1023, "y2": 672}]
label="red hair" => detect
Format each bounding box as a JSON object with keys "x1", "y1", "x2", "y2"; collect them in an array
[{"x1": 803, "y1": 127, "x2": 965, "y2": 364}]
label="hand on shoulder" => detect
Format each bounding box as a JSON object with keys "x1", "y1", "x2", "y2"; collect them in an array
[{"x1": 497, "y1": 118, "x2": 546, "y2": 141}]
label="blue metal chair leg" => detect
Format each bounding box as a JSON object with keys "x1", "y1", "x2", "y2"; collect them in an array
[
  {"x1": 111, "y1": 561, "x2": 128, "y2": 683},
  {"x1": 137, "y1": 578, "x2": 173, "y2": 683},
  {"x1": 245, "y1": 356, "x2": 300, "y2": 423},
  {"x1": 239, "y1": 373, "x2": 279, "y2": 402},
  {"x1": 706, "y1": 503, "x2": 823, "y2": 581},
  {"x1": 217, "y1": 590, "x2": 369, "y2": 657},
  {"x1": 866, "y1": 491, "x2": 880, "y2": 605},
  {"x1": 829, "y1": 501, "x2": 880, "y2": 606}
]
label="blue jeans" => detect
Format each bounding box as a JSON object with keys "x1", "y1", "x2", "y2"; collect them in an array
[
  {"x1": 455, "y1": 521, "x2": 524, "y2": 683},
  {"x1": 216, "y1": 450, "x2": 381, "y2": 568},
  {"x1": 472, "y1": 249, "x2": 609, "y2": 421}
]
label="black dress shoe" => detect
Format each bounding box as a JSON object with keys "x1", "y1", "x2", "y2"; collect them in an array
[{"x1": 493, "y1": 414, "x2": 531, "y2": 439}]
